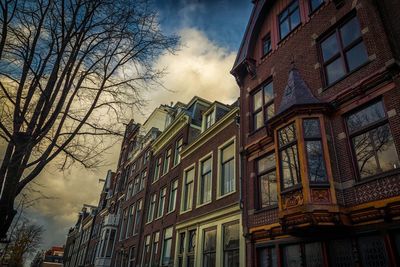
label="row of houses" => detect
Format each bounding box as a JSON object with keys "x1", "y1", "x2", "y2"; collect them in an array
[{"x1": 63, "y1": 0, "x2": 400, "y2": 266}]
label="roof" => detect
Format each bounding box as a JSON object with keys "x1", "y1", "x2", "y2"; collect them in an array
[{"x1": 276, "y1": 67, "x2": 321, "y2": 115}]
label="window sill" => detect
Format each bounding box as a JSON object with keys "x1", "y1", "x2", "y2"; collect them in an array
[
  {"x1": 217, "y1": 190, "x2": 236, "y2": 200},
  {"x1": 261, "y1": 50, "x2": 272, "y2": 60},
  {"x1": 280, "y1": 184, "x2": 303, "y2": 195},
  {"x1": 309, "y1": 182, "x2": 330, "y2": 188},
  {"x1": 308, "y1": 2, "x2": 325, "y2": 17},
  {"x1": 179, "y1": 208, "x2": 192, "y2": 215},
  {"x1": 196, "y1": 200, "x2": 212, "y2": 209},
  {"x1": 254, "y1": 205, "x2": 278, "y2": 214},
  {"x1": 355, "y1": 168, "x2": 400, "y2": 186},
  {"x1": 248, "y1": 126, "x2": 265, "y2": 137},
  {"x1": 322, "y1": 60, "x2": 372, "y2": 92}
]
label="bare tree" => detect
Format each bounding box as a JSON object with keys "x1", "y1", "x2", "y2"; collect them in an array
[
  {"x1": 0, "y1": 0, "x2": 178, "y2": 238},
  {"x1": 1, "y1": 222, "x2": 43, "y2": 267}
]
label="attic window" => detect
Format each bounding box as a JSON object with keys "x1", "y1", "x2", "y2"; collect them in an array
[{"x1": 204, "y1": 108, "x2": 216, "y2": 130}]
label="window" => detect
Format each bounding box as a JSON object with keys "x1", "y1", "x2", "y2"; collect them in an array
[
  {"x1": 163, "y1": 149, "x2": 172, "y2": 175},
  {"x1": 133, "y1": 200, "x2": 142, "y2": 235},
  {"x1": 320, "y1": 16, "x2": 368, "y2": 85},
  {"x1": 199, "y1": 156, "x2": 212, "y2": 204},
  {"x1": 126, "y1": 182, "x2": 133, "y2": 201},
  {"x1": 257, "y1": 153, "x2": 278, "y2": 208},
  {"x1": 182, "y1": 168, "x2": 194, "y2": 212},
  {"x1": 157, "y1": 188, "x2": 167, "y2": 218},
  {"x1": 144, "y1": 150, "x2": 151, "y2": 164},
  {"x1": 278, "y1": 123, "x2": 301, "y2": 190},
  {"x1": 128, "y1": 246, "x2": 135, "y2": 267},
  {"x1": 346, "y1": 101, "x2": 399, "y2": 179},
  {"x1": 358, "y1": 235, "x2": 389, "y2": 266},
  {"x1": 303, "y1": 119, "x2": 328, "y2": 183},
  {"x1": 177, "y1": 232, "x2": 186, "y2": 267},
  {"x1": 205, "y1": 111, "x2": 215, "y2": 129},
  {"x1": 252, "y1": 81, "x2": 275, "y2": 131},
  {"x1": 220, "y1": 141, "x2": 235, "y2": 196},
  {"x1": 309, "y1": 0, "x2": 324, "y2": 12},
  {"x1": 105, "y1": 229, "x2": 116, "y2": 257},
  {"x1": 161, "y1": 227, "x2": 173, "y2": 266},
  {"x1": 149, "y1": 232, "x2": 160, "y2": 267},
  {"x1": 174, "y1": 138, "x2": 184, "y2": 166},
  {"x1": 328, "y1": 239, "x2": 354, "y2": 266},
  {"x1": 187, "y1": 230, "x2": 196, "y2": 267},
  {"x1": 147, "y1": 194, "x2": 156, "y2": 222},
  {"x1": 203, "y1": 228, "x2": 217, "y2": 267},
  {"x1": 153, "y1": 158, "x2": 162, "y2": 182},
  {"x1": 279, "y1": 1, "x2": 301, "y2": 40},
  {"x1": 133, "y1": 175, "x2": 140, "y2": 195},
  {"x1": 126, "y1": 204, "x2": 135, "y2": 237},
  {"x1": 223, "y1": 223, "x2": 240, "y2": 267},
  {"x1": 257, "y1": 247, "x2": 277, "y2": 267},
  {"x1": 262, "y1": 34, "x2": 272, "y2": 56},
  {"x1": 140, "y1": 170, "x2": 147, "y2": 191},
  {"x1": 282, "y1": 242, "x2": 323, "y2": 267},
  {"x1": 168, "y1": 180, "x2": 178, "y2": 212},
  {"x1": 119, "y1": 209, "x2": 128, "y2": 240},
  {"x1": 141, "y1": 235, "x2": 151, "y2": 267}
]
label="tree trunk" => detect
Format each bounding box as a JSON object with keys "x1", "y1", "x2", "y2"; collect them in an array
[{"x1": 0, "y1": 135, "x2": 28, "y2": 239}]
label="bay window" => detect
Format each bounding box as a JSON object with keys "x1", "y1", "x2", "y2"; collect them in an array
[
  {"x1": 303, "y1": 119, "x2": 328, "y2": 183},
  {"x1": 278, "y1": 123, "x2": 301, "y2": 190}
]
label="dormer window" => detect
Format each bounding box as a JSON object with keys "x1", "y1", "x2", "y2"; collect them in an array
[{"x1": 205, "y1": 111, "x2": 215, "y2": 129}]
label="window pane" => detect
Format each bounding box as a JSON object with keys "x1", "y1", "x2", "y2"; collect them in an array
[
  {"x1": 310, "y1": 0, "x2": 324, "y2": 11},
  {"x1": 257, "y1": 154, "x2": 275, "y2": 173},
  {"x1": 188, "y1": 230, "x2": 196, "y2": 253},
  {"x1": 305, "y1": 242, "x2": 323, "y2": 267},
  {"x1": 222, "y1": 159, "x2": 235, "y2": 195},
  {"x1": 280, "y1": 145, "x2": 300, "y2": 189},
  {"x1": 328, "y1": 239, "x2": 354, "y2": 267},
  {"x1": 280, "y1": 18, "x2": 290, "y2": 39},
  {"x1": 303, "y1": 119, "x2": 321, "y2": 138},
  {"x1": 263, "y1": 36, "x2": 271, "y2": 55},
  {"x1": 278, "y1": 123, "x2": 296, "y2": 147},
  {"x1": 260, "y1": 172, "x2": 278, "y2": 207},
  {"x1": 346, "y1": 42, "x2": 368, "y2": 71},
  {"x1": 264, "y1": 82, "x2": 274, "y2": 103},
  {"x1": 340, "y1": 17, "x2": 362, "y2": 47},
  {"x1": 283, "y1": 244, "x2": 302, "y2": 267},
  {"x1": 204, "y1": 229, "x2": 217, "y2": 252},
  {"x1": 358, "y1": 235, "x2": 389, "y2": 267},
  {"x1": 347, "y1": 101, "x2": 385, "y2": 133},
  {"x1": 353, "y1": 124, "x2": 399, "y2": 178},
  {"x1": 202, "y1": 157, "x2": 212, "y2": 174},
  {"x1": 257, "y1": 247, "x2": 277, "y2": 267},
  {"x1": 254, "y1": 111, "x2": 263, "y2": 130},
  {"x1": 253, "y1": 90, "x2": 262, "y2": 111},
  {"x1": 266, "y1": 104, "x2": 275, "y2": 121},
  {"x1": 326, "y1": 57, "x2": 345, "y2": 84},
  {"x1": 222, "y1": 143, "x2": 234, "y2": 162},
  {"x1": 224, "y1": 223, "x2": 239, "y2": 250},
  {"x1": 321, "y1": 34, "x2": 339, "y2": 62},
  {"x1": 290, "y1": 8, "x2": 300, "y2": 28},
  {"x1": 306, "y1": 141, "x2": 328, "y2": 183}
]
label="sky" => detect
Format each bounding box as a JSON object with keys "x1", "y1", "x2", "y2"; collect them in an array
[{"x1": 23, "y1": 0, "x2": 253, "y2": 256}]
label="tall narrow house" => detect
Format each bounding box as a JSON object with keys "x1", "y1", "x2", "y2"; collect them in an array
[{"x1": 231, "y1": 0, "x2": 400, "y2": 266}]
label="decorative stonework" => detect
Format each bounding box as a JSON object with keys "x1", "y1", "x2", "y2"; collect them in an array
[
  {"x1": 249, "y1": 208, "x2": 279, "y2": 227},
  {"x1": 354, "y1": 175, "x2": 400, "y2": 205},
  {"x1": 311, "y1": 189, "x2": 331, "y2": 204},
  {"x1": 282, "y1": 189, "x2": 304, "y2": 209}
]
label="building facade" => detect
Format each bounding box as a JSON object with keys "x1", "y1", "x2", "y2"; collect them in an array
[{"x1": 231, "y1": 0, "x2": 400, "y2": 266}]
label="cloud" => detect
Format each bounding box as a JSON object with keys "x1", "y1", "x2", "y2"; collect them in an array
[
  {"x1": 144, "y1": 28, "x2": 239, "y2": 114},
  {"x1": 24, "y1": 27, "x2": 239, "y2": 250}
]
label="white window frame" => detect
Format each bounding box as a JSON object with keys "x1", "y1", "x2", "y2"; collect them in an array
[
  {"x1": 180, "y1": 164, "x2": 196, "y2": 214},
  {"x1": 217, "y1": 136, "x2": 236, "y2": 199},
  {"x1": 197, "y1": 152, "x2": 213, "y2": 207}
]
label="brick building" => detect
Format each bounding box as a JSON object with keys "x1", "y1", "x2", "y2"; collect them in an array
[{"x1": 231, "y1": 0, "x2": 400, "y2": 266}]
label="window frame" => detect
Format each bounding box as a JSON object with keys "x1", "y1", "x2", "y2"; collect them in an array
[
  {"x1": 181, "y1": 165, "x2": 195, "y2": 213},
  {"x1": 278, "y1": 0, "x2": 301, "y2": 40},
  {"x1": 197, "y1": 152, "x2": 213, "y2": 206},
  {"x1": 174, "y1": 137, "x2": 184, "y2": 166},
  {"x1": 218, "y1": 137, "x2": 236, "y2": 198},
  {"x1": 153, "y1": 157, "x2": 162, "y2": 182},
  {"x1": 262, "y1": 33, "x2": 272, "y2": 57},
  {"x1": 318, "y1": 14, "x2": 369, "y2": 87},
  {"x1": 163, "y1": 148, "x2": 172, "y2": 175},
  {"x1": 256, "y1": 152, "x2": 278, "y2": 209},
  {"x1": 156, "y1": 187, "x2": 167, "y2": 219},
  {"x1": 251, "y1": 80, "x2": 275, "y2": 132},
  {"x1": 146, "y1": 193, "x2": 157, "y2": 223},
  {"x1": 345, "y1": 100, "x2": 399, "y2": 180},
  {"x1": 278, "y1": 122, "x2": 302, "y2": 191},
  {"x1": 168, "y1": 179, "x2": 179, "y2": 213}
]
